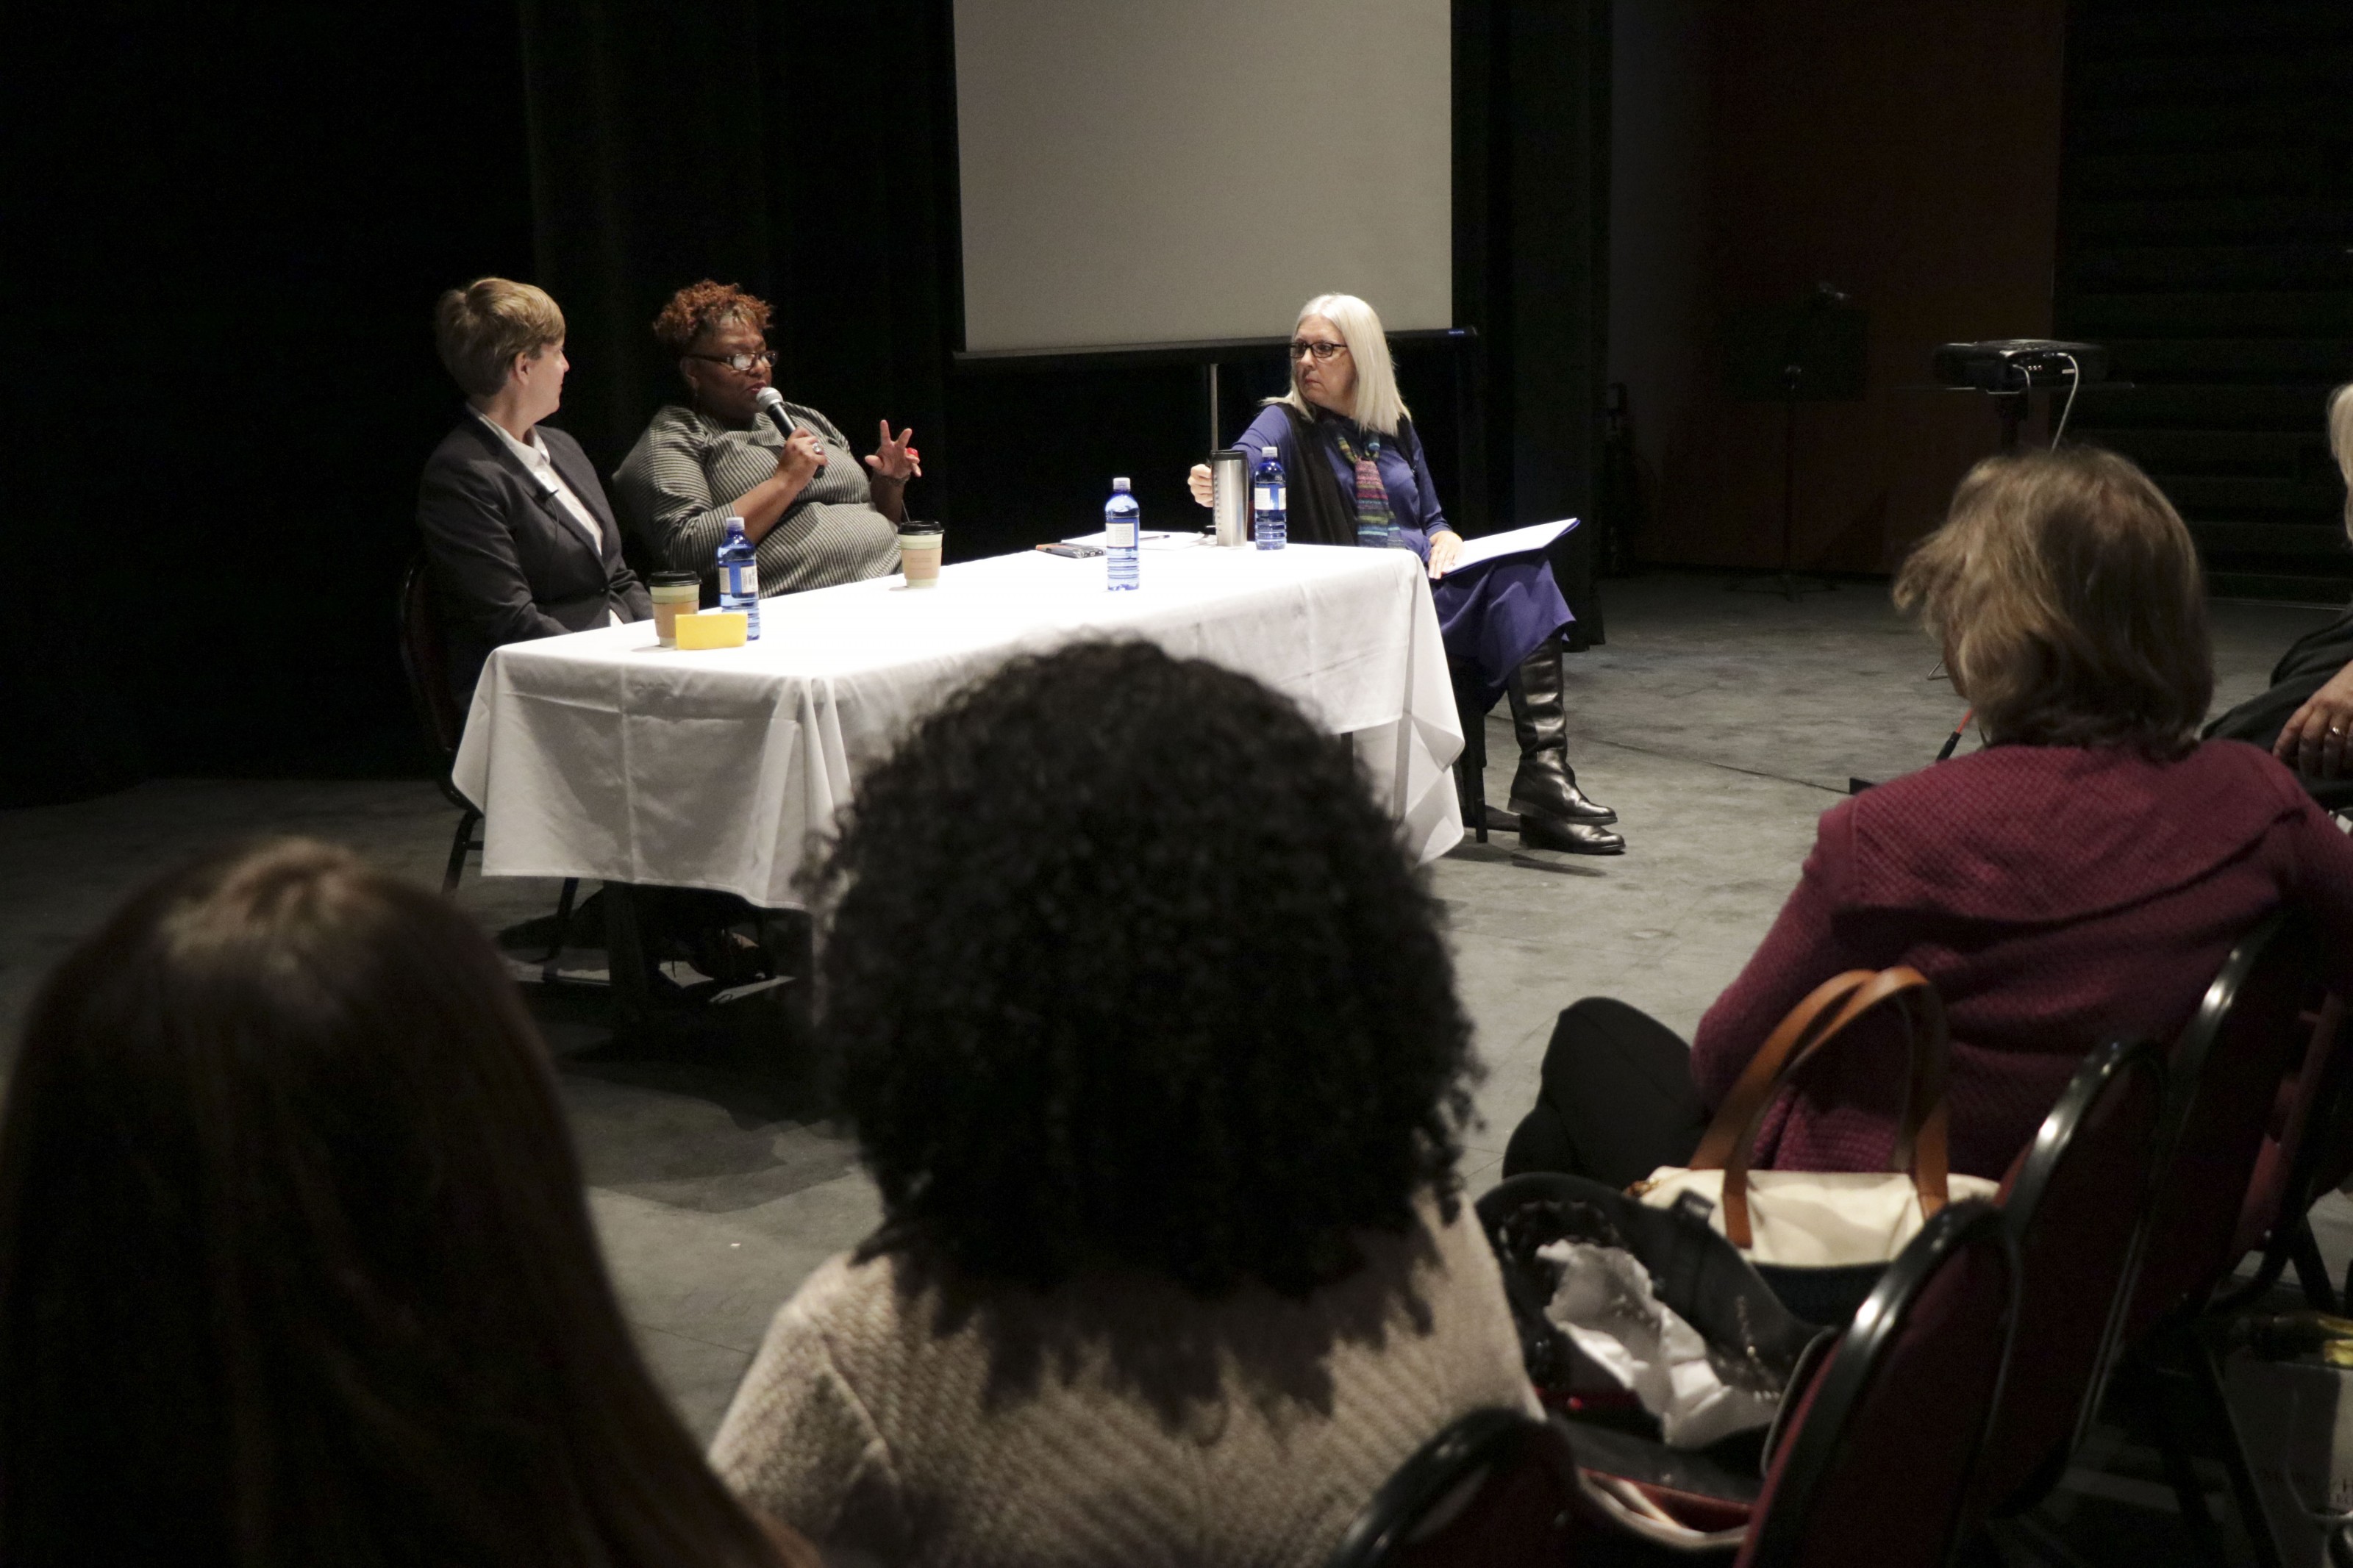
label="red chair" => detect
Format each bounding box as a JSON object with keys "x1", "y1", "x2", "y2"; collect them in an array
[
  {"x1": 2113, "y1": 911, "x2": 2330, "y2": 1568},
  {"x1": 1736, "y1": 1200, "x2": 2018, "y2": 1568},
  {"x1": 1972, "y1": 1037, "x2": 2168, "y2": 1518},
  {"x1": 2218, "y1": 994, "x2": 2351, "y2": 1313},
  {"x1": 2126, "y1": 912, "x2": 2325, "y2": 1342},
  {"x1": 1324, "y1": 1408, "x2": 1593, "y2": 1568}
]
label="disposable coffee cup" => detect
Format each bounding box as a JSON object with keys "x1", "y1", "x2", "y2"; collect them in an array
[
  {"x1": 899, "y1": 523, "x2": 944, "y2": 588},
  {"x1": 649, "y1": 571, "x2": 700, "y2": 647}
]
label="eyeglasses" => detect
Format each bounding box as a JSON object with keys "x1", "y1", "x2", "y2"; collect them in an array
[
  {"x1": 688, "y1": 349, "x2": 776, "y2": 373},
  {"x1": 1289, "y1": 339, "x2": 1349, "y2": 362}
]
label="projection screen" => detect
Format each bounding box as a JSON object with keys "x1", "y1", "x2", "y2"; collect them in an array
[{"x1": 952, "y1": 0, "x2": 1453, "y2": 354}]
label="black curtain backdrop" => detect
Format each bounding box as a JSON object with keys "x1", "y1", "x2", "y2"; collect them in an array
[
  {"x1": 3, "y1": 0, "x2": 1607, "y2": 803},
  {"x1": 1460, "y1": 0, "x2": 1613, "y2": 643},
  {"x1": 7, "y1": 2, "x2": 535, "y2": 801},
  {"x1": 515, "y1": 0, "x2": 959, "y2": 519}
]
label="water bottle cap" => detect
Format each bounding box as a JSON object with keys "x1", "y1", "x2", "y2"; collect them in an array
[
  {"x1": 724, "y1": 514, "x2": 746, "y2": 532},
  {"x1": 1111, "y1": 477, "x2": 1131, "y2": 491},
  {"x1": 1261, "y1": 446, "x2": 1278, "y2": 457}
]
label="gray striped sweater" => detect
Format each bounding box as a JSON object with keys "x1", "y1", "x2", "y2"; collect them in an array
[{"x1": 613, "y1": 401, "x2": 903, "y2": 596}]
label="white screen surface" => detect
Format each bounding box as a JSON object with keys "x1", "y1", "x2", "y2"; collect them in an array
[{"x1": 953, "y1": 0, "x2": 1452, "y2": 354}]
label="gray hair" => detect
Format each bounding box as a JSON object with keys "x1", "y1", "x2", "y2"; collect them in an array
[{"x1": 1273, "y1": 293, "x2": 1411, "y2": 437}]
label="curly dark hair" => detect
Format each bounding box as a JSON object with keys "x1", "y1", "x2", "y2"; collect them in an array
[
  {"x1": 650, "y1": 279, "x2": 772, "y2": 357},
  {"x1": 811, "y1": 640, "x2": 1478, "y2": 1300}
]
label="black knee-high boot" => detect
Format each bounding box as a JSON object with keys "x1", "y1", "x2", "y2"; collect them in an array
[{"x1": 1505, "y1": 637, "x2": 1624, "y2": 854}]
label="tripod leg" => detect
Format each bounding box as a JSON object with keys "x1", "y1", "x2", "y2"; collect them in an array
[{"x1": 1782, "y1": 397, "x2": 1799, "y2": 599}]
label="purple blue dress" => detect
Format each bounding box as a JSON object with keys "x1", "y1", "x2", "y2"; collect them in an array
[{"x1": 1228, "y1": 404, "x2": 1572, "y2": 704}]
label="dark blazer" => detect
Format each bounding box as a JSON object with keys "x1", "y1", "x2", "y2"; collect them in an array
[{"x1": 416, "y1": 413, "x2": 651, "y2": 705}]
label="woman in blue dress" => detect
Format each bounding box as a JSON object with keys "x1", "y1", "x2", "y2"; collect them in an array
[{"x1": 1188, "y1": 293, "x2": 1623, "y2": 853}]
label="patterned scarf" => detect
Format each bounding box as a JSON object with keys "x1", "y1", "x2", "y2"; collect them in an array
[{"x1": 1330, "y1": 427, "x2": 1394, "y2": 549}]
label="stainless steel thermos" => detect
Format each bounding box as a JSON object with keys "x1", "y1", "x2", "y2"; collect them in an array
[{"x1": 1210, "y1": 448, "x2": 1249, "y2": 547}]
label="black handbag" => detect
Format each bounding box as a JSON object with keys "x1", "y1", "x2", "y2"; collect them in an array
[
  {"x1": 1479, "y1": 1170, "x2": 1829, "y2": 1404},
  {"x1": 1478, "y1": 1172, "x2": 1840, "y2": 1547}
]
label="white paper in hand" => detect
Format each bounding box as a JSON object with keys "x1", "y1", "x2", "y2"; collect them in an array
[{"x1": 1451, "y1": 518, "x2": 1578, "y2": 570}]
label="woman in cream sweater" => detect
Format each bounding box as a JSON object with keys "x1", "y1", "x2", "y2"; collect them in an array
[{"x1": 710, "y1": 642, "x2": 1538, "y2": 1567}]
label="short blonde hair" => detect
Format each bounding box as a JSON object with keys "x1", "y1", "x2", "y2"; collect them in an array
[
  {"x1": 1274, "y1": 293, "x2": 1411, "y2": 437},
  {"x1": 2330, "y1": 382, "x2": 2353, "y2": 538},
  {"x1": 432, "y1": 278, "x2": 565, "y2": 398},
  {"x1": 1894, "y1": 447, "x2": 2210, "y2": 754}
]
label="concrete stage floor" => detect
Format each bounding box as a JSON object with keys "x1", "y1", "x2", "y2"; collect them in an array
[{"x1": 1, "y1": 568, "x2": 2345, "y2": 1564}]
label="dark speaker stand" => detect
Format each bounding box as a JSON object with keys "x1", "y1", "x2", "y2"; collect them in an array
[
  {"x1": 1725, "y1": 287, "x2": 1860, "y2": 601},
  {"x1": 1730, "y1": 381, "x2": 1838, "y2": 601}
]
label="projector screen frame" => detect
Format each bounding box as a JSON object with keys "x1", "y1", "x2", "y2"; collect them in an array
[
  {"x1": 948, "y1": 0, "x2": 1456, "y2": 356},
  {"x1": 952, "y1": 327, "x2": 1474, "y2": 376},
  {"x1": 920, "y1": 0, "x2": 1594, "y2": 551},
  {"x1": 951, "y1": 327, "x2": 1486, "y2": 535}
]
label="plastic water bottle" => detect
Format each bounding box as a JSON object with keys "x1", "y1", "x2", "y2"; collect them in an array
[
  {"x1": 1252, "y1": 446, "x2": 1286, "y2": 550},
  {"x1": 718, "y1": 515, "x2": 761, "y2": 638},
  {"x1": 1105, "y1": 478, "x2": 1140, "y2": 592}
]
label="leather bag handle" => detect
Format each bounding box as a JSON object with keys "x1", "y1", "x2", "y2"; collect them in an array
[{"x1": 1682, "y1": 967, "x2": 1952, "y2": 1250}]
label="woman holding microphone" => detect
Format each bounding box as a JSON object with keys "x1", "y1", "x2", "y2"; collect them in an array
[
  {"x1": 1189, "y1": 294, "x2": 1623, "y2": 854},
  {"x1": 615, "y1": 280, "x2": 923, "y2": 598}
]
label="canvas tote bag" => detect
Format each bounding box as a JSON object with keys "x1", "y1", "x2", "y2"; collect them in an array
[{"x1": 1633, "y1": 967, "x2": 1999, "y2": 1322}]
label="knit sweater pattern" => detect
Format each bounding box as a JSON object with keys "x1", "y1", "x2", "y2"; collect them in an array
[{"x1": 710, "y1": 1198, "x2": 1538, "y2": 1567}]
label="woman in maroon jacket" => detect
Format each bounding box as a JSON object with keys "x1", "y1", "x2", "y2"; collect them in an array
[{"x1": 1504, "y1": 446, "x2": 2353, "y2": 1187}]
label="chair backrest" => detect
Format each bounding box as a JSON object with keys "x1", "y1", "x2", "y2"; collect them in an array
[
  {"x1": 1973, "y1": 1037, "x2": 2168, "y2": 1514},
  {"x1": 1325, "y1": 1408, "x2": 1589, "y2": 1568},
  {"x1": 2230, "y1": 995, "x2": 2349, "y2": 1266},
  {"x1": 1738, "y1": 1201, "x2": 2018, "y2": 1568},
  {"x1": 2124, "y1": 910, "x2": 2325, "y2": 1342},
  {"x1": 397, "y1": 552, "x2": 464, "y2": 764}
]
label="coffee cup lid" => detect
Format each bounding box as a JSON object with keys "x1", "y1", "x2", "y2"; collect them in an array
[
  {"x1": 650, "y1": 570, "x2": 699, "y2": 586},
  {"x1": 898, "y1": 522, "x2": 943, "y2": 537}
]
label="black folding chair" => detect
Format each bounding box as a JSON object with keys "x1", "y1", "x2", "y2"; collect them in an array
[{"x1": 396, "y1": 554, "x2": 577, "y2": 945}]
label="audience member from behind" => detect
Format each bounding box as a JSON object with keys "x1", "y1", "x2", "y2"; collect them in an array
[
  {"x1": 0, "y1": 840, "x2": 813, "y2": 1568},
  {"x1": 2205, "y1": 382, "x2": 2353, "y2": 788},
  {"x1": 418, "y1": 278, "x2": 650, "y2": 706},
  {"x1": 615, "y1": 280, "x2": 917, "y2": 598},
  {"x1": 1505, "y1": 447, "x2": 2353, "y2": 1189},
  {"x1": 711, "y1": 642, "x2": 1536, "y2": 1567}
]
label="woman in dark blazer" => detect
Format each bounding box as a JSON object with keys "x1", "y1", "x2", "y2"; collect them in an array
[{"x1": 417, "y1": 277, "x2": 650, "y2": 706}]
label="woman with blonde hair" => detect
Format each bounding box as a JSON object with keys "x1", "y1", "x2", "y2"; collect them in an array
[
  {"x1": 1505, "y1": 446, "x2": 2353, "y2": 1189},
  {"x1": 417, "y1": 276, "x2": 651, "y2": 704},
  {"x1": 2205, "y1": 382, "x2": 2353, "y2": 789},
  {"x1": 1187, "y1": 293, "x2": 1624, "y2": 853}
]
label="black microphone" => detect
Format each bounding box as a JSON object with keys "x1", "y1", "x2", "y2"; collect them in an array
[{"x1": 754, "y1": 387, "x2": 799, "y2": 440}]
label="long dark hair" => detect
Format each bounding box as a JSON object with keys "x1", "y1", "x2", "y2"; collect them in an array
[
  {"x1": 813, "y1": 640, "x2": 1479, "y2": 1298},
  {"x1": 0, "y1": 840, "x2": 793, "y2": 1568}
]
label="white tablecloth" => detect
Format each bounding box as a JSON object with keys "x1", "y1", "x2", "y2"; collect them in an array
[{"x1": 451, "y1": 543, "x2": 1465, "y2": 907}]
